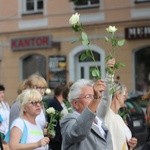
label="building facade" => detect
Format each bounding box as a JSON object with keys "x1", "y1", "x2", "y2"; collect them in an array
[{"x1": 0, "y1": 0, "x2": 150, "y2": 103}]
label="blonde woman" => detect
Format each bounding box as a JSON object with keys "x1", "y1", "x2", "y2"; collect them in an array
[
  {"x1": 9, "y1": 74, "x2": 48, "y2": 130},
  {"x1": 9, "y1": 89, "x2": 49, "y2": 150},
  {"x1": 25, "y1": 74, "x2": 48, "y2": 130},
  {"x1": 97, "y1": 82, "x2": 137, "y2": 150}
]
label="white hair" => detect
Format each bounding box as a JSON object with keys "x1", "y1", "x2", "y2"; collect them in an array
[{"x1": 68, "y1": 79, "x2": 94, "y2": 103}]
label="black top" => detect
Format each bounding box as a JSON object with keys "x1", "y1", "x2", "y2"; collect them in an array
[{"x1": 47, "y1": 97, "x2": 63, "y2": 150}]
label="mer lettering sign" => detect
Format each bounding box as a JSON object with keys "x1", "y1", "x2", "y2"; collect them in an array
[
  {"x1": 11, "y1": 36, "x2": 52, "y2": 51},
  {"x1": 125, "y1": 26, "x2": 150, "y2": 40}
]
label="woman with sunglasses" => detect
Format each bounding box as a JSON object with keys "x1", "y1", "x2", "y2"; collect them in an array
[
  {"x1": 9, "y1": 74, "x2": 48, "y2": 130},
  {"x1": 9, "y1": 89, "x2": 49, "y2": 150}
]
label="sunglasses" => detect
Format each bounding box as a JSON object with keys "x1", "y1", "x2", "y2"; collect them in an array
[{"x1": 29, "y1": 101, "x2": 43, "y2": 106}]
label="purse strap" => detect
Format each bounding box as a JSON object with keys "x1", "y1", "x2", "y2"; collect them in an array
[
  {"x1": 20, "y1": 119, "x2": 28, "y2": 143},
  {"x1": 4, "y1": 119, "x2": 28, "y2": 144}
]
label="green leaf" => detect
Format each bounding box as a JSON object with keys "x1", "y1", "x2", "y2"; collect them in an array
[
  {"x1": 80, "y1": 52, "x2": 87, "y2": 61},
  {"x1": 81, "y1": 32, "x2": 88, "y2": 40},
  {"x1": 71, "y1": 38, "x2": 78, "y2": 43},
  {"x1": 91, "y1": 68, "x2": 100, "y2": 78},
  {"x1": 111, "y1": 39, "x2": 117, "y2": 47},
  {"x1": 72, "y1": 24, "x2": 82, "y2": 32},
  {"x1": 85, "y1": 50, "x2": 91, "y2": 57},
  {"x1": 117, "y1": 39, "x2": 125, "y2": 46},
  {"x1": 106, "y1": 67, "x2": 114, "y2": 75},
  {"x1": 80, "y1": 50, "x2": 92, "y2": 61},
  {"x1": 114, "y1": 62, "x2": 125, "y2": 69},
  {"x1": 81, "y1": 32, "x2": 89, "y2": 45},
  {"x1": 105, "y1": 36, "x2": 110, "y2": 42},
  {"x1": 82, "y1": 40, "x2": 89, "y2": 46}
]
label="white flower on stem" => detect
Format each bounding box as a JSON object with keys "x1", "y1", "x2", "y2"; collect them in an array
[
  {"x1": 46, "y1": 107, "x2": 55, "y2": 114},
  {"x1": 106, "y1": 26, "x2": 117, "y2": 33},
  {"x1": 45, "y1": 88, "x2": 51, "y2": 95},
  {"x1": 69, "y1": 12, "x2": 80, "y2": 26}
]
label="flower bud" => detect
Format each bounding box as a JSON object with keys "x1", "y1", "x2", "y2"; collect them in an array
[
  {"x1": 45, "y1": 88, "x2": 51, "y2": 95},
  {"x1": 69, "y1": 13, "x2": 80, "y2": 26},
  {"x1": 46, "y1": 107, "x2": 55, "y2": 114},
  {"x1": 106, "y1": 26, "x2": 117, "y2": 33}
]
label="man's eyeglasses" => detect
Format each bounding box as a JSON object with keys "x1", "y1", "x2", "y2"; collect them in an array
[
  {"x1": 29, "y1": 101, "x2": 43, "y2": 106},
  {"x1": 77, "y1": 94, "x2": 94, "y2": 100}
]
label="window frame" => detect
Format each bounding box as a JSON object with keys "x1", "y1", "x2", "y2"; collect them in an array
[
  {"x1": 73, "y1": 0, "x2": 100, "y2": 9},
  {"x1": 134, "y1": 0, "x2": 150, "y2": 3},
  {"x1": 22, "y1": 0, "x2": 44, "y2": 15}
]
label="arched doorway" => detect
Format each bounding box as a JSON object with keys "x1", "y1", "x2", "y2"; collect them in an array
[{"x1": 69, "y1": 45, "x2": 105, "y2": 81}]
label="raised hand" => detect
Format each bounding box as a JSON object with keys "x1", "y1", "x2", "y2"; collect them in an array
[
  {"x1": 93, "y1": 80, "x2": 106, "y2": 99},
  {"x1": 107, "y1": 58, "x2": 116, "y2": 68}
]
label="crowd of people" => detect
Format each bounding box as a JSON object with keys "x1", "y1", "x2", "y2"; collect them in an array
[{"x1": 0, "y1": 58, "x2": 149, "y2": 150}]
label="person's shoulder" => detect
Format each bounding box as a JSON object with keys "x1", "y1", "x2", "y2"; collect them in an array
[
  {"x1": 10, "y1": 100, "x2": 20, "y2": 112},
  {"x1": 2, "y1": 101, "x2": 10, "y2": 110},
  {"x1": 60, "y1": 111, "x2": 77, "y2": 122},
  {"x1": 49, "y1": 97, "x2": 63, "y2": 110},
  {"x1": 49, "y1": 97, "x2": 56, "y2": 104},
  {"x1": 47, "y1": 97, "x2": 57, "y2": 106},
  {"x1": 115, "y1": 114, "x2": 125, "y2": 123},
  {"x1": 13, "y1": 118, "x2": 23, "y2": 124},
  {"x1": 11, "y1": 100, "x2": 20, "y2": 106},
  {"x1": 2, "y1": 101, "x2": 9, "y2": 106},
  {"x1": 11, "y1": 118, "x2": 24, "y2": 130}
]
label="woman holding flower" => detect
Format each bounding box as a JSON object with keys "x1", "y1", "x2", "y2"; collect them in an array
[
  {"x1": 97, "y1": 82, "x2": 137, "y2": 150},
  {"x1": 9, "y1": 89, "x2": 50, "y2": 150},
  {"x1": 9, "y1": 74, "x2": 49, "y2": 130}
]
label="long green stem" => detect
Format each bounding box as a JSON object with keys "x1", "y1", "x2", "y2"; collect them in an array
[{"x1": 88, "y1": 48, "x2": 100, "y2": 77}]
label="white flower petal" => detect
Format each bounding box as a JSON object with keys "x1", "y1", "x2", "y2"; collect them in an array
[
  {"x1": 45, "y1": 88, "x2": 51, "y2": 95},
  {"x1": 69, "y1": 13, "x2": 80, "y2": 25}
]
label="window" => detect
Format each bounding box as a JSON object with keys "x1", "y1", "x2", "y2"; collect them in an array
[
  {"x1": 76, "y1": 50, "x2": 101, "y2": 80},
  {"x1": 22, "y1": 0, "x2": 43, "y2": 15},
  {"x1": 135, "y1": 0, "x2": 150, "y2": 3},
  {"x1": 74, "y1": 0, "x2": 100, "y2": 9},
  {"x1": 48, "y1": 56, "x2": 67, "y2": 89},
  {"x1": 135, "y1": 47, "x2": 150, "y2": 93},
  {"x1": 22, "y1": 54, "x2": 46, "y2": 79},
  {"x1": 78, "y1": 51, "x2": 100, "y2": 62}
]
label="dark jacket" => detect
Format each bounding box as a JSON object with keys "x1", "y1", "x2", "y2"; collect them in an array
[
  {"x1": 47, "y1": 97, "x2": 63, "y2": 150},
  {"x1": 0, "y1": 134, "x2": 3, "y2": 150},
  {"x1": 142, "y1": 126, "x2": 150, "y2": 150}
]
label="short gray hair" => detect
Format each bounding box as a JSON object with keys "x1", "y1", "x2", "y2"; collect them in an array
[{"x1": 68, "y1": 79, "x2": 94, "y2": 103}]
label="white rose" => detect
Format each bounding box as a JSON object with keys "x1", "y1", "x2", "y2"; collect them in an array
[
  {"x1": 69, "y1": 13, "x2": 80, "y2": 26},
  {"x1": 45, "y1": 88, "x2": 51, "y2": 95},
  {"x1": 106, "y1": 26, "x2": 117, "y2": 33},
  {"x1": 46, "y1": 107, "x2": 55, "y2": 114}
]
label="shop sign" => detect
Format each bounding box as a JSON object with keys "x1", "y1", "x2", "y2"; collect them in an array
[
  {"x1": 125, "y1": 26, "x2": 150, "y2": 40},
  {"x1": 11, "y1": 36, "x2": 52, "y2": 51},
  {"x1": 48, "y1": 55, "x2": 67, "y2": 89}
]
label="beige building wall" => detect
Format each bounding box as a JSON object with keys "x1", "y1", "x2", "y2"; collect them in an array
[{"x1": 0, "y1": 0, "x2": 149, "y2": 104}]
